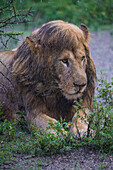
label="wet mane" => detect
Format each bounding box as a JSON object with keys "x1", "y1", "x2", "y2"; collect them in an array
[{"x1": 31, "y1": 20, "x2": 85, "y2": 52}]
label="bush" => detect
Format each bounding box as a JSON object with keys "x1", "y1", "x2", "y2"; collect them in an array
[
  {"x1": 89, "y1": 77, "x2": 113, "y2": 152},
  {"x1": 0, "y1": 77, "x2": 113, "y2": 164},
  {"x1": 21, "y1": 0, "x2": 113, "y2": 29}
]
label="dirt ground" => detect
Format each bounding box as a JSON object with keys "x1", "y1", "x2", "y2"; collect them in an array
[
  {"x1": 3, "y1": 148, "x2": 113, "y2": 170},
  {"x1": 1, "y1": 30, "x2": 113, "y2": 170},
  {"x1": 90, "y1": 30, "x2": 113, "y2": 82}
]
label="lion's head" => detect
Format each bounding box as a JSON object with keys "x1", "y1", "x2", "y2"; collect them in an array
[{"x1": 12, "y1": 20, "x2": 96, "y2": 109}]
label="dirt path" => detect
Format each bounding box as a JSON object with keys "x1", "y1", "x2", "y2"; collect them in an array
[
  {"x1": 90, "y1": 30, "x2": 113, "y2": 82},
  {"x1": 1, "y1": 30, "x2": 113, "y2": 170},
  {"x1": 3, "y1": 148, "x2": 112, "y2": 170}
]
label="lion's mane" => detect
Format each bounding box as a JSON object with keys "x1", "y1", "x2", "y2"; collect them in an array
[
  {"x1": 0, "y1": 20, "x2": 96, "y2": 132},
  {"x1": 13, "y1": 20, "x2": 96, "y2": 108}
]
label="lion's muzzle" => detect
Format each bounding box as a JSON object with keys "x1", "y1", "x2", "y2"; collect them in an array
[{"x1": 73, "y1": 82, "x2": 87, "y2": 93}]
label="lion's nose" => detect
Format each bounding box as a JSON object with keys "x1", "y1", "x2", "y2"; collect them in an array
[{"x1": 73, "y1": 82, "x2": 86, "y2": 91}]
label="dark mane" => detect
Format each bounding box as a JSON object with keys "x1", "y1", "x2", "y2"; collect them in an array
[
  {"x1": 12, "y1": 20, "x2": 86, "y2": 89},
  {"x1": 31, "y1": 20, "x2": 85, "y2": 53},
  {"x1": 12, "y1": 20, "x2": 96, "y2": 110},
  {"x1": 0, "y1": 20, "x2": 96, "y2": 134},
  {"x1": 13, "y1": 20, "x2": 86, "y2": 63}
]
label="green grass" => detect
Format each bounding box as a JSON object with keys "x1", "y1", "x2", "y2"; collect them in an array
[
  {"x1": 98, "y1": 163, "x2": 109, "y2": 170},
  {"x1": 0, "y1": 77, "x2": 113, "y2": 165}
]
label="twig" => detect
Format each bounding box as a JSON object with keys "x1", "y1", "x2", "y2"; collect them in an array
[
  {"x1": 0, "y1": 0, "x2": 32, "y2": 48},
  {"x1": 12, "y1": 0, "x2": 16, "y2": 17},
  {"x1": 0, "y1": 0, "x2": 13, "y2": 11},
  {"x1": 0, "y1": 60, "x2": 13, "y2": 74},
  {"x1": 0, "y1": 71, "x2": 13, "y2": 86},
  {"x1": 0, "y1": 82, "x2": 9, "y2": 89}
]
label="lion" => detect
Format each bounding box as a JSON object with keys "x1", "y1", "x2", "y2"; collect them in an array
[{"x1": 0, "y1": 20, "x2": 96, "y2": 136}]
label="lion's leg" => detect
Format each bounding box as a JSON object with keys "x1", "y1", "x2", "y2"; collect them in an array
[
  {"x1": 71, "y1": 108, "x2": 89, "y2": 137},
  {"x1": 33, "y1": 113, "x2": 57, "y2": 132},
  {"x1": 25, "y1": 108, "x2": 57, "y2": 133},
  {"x1": 22, "y1": 95, "x2": 57, "y2": 133}
]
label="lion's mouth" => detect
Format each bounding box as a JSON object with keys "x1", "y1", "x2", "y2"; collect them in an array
[
  {"x1": 67, "y1": 89, "x2": 82, "y2": 95},
  {"x1": 68, "y1": 92, "x2": 80, "y2": 95},
  {"x1": 60, "y1": 85, "x2": 86, "y2": 100},
  {"x1": 62, "y1": 90, "x2": 83, "y2": 100}
]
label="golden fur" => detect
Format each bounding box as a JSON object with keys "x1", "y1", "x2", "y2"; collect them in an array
[{"x1": 0, "y1": 20, "x2": 96, "y2": 136}]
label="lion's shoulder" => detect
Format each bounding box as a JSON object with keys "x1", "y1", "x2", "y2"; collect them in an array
[
  {"x1": 0, "y1": 51, "x2": 15, "y2": 63},
  {"x1": 0, "y1": 50, "x2": 15, "y2": 59},
  {"x1": 0, "y1": 50, "x2": 15, "y2": 55}
]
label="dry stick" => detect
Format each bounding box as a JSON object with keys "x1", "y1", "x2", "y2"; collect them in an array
[
  {"x1": 0, "y1": 39, "x2": 8, "y2": 48},
  {"x1": 0, "y1": 60, "x2": 16, "y2": 88},
  {"x1": 0, "y1": 9, "x2": 12, "y2": 14},
  {"x1": 0, "y1": 34, "x2": 20, "y2": 48},
  {"x1": 0, "y1": 71, "x2": 13, "y2": 86},
  {"x1": 0, "y1": 0, "x2": 32, "y2": 48},
  {"x1": 74, "y1": 116, "x2": 81, "y2": 139},
  {"x1": 87, "y1": 120, "x2": 91, "y2": 138},
  {"x1": 0, "y1": 82, "x2": 9, "y2": 93},
  {"x1": 0, "y1": 60, "x2": 13, "y2": 74},
  {"x1": 0, "y1": 0, "x2": 13, "y2": 11},
  {"x1": 0, "y1": 32, "x2": 23, "y2": 36},
  {"x1": 12, "y1": 0, "x2": 16, "y2": 17},
  {"x1": 0, "y1": 9, "x2": 32, "y2": 23},
  {"x1": 0, "y1": 9, "x2": 32, "y2": 28},
  {"x1": 0, "y1": 82, "x2": 9, "y2": 88},
  {"x1": 8, "y1": 34, "x2": 19, "y2": 41}
]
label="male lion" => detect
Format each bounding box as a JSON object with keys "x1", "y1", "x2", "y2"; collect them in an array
[{"x1": 0, "y1": 20, "x2": 96, "y2": 136}]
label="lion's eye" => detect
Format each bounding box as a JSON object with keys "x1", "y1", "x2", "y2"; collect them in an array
[
  {"x1": 62, "y1": 59, "x2": 69, "y2": 66},
  {"x1": 81, "y1": 56, "x2": 85, "y2": 61},
  {"x1": 81, "y1": 56, "x2": 85, "y2": 67}
]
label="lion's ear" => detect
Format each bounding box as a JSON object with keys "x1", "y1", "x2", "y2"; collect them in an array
[
  {"x1": 25, "y1": 36, "x2": 40, "y2": 53},
  {"x1": 79, "y1": 24, "x2": 90, "y2": 41}
]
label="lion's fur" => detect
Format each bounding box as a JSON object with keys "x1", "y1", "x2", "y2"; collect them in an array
[
  {"x1": 0, "y1": 51, "x2": 19, "y2": 120},
  {"x1": 0, "y1": 20, "x2": 96, "y2": 135}
]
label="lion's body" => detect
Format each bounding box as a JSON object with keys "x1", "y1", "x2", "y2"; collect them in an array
[
  {"x1": 0, "y1": 20, "x2": 96, "y2": 135},
  {"x1": 0, "y1": 51, "x2": 19, "y2": 120}
]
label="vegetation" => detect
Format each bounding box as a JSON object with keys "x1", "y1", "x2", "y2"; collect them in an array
[
  {"x1": 0, "y1": 0, "x2": 113, "y2": 49},
  {"x1": 0, "y1": 0, "x2": 32, "y2": 48},
  {"x1": 88, "y1": 78, "x2": 113, "y2": 152},
  {"x1": 0, "y1": 0, "x2": 113, "y2": 167},
  {"x1": 12, "y1": 0, "x2": 113, "y2": 29},
  {"x1": 0, "y1": 77, "x2": 113, "y2": 165}
]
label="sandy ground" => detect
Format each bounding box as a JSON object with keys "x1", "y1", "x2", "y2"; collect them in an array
[{"x1": 1, "y1": 30, "x2": 113, "y2": 170}]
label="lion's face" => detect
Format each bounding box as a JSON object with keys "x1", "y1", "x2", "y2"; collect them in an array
[
  {"x1": 55, "y1": 44, "x2": 87, "y2": 100},
  {"x1": 14, "y1": 20, "x2": 96, "y2": 104}
]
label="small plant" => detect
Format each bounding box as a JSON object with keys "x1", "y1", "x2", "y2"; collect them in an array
[
  {"x1": 97, "y1": 77, "x2": 113, "y2": 105},
  {"x1": 0, "y1": 104, "x2": 3, "y2": 121},
  {"x1": 98, "y1": 163, "x2": 109, "y2": 170},
  {"x1": 73, "y1": 99, "x2": 88, "y2": 138},
  {"x1": 0, "y1": 77, "x2": 113, "y2": 166},
  {"x1": 16, "y1": 111, "x2": 28, "y2": 132},
  {"x1": 72, "y1": 77, "x2": 113, "y2": 153},
  {"x1": 30, "y1": 119, "x2": 76, "y2": 155},
  {"x1": 0, "y1": 119, "x2": 17, "y2": 141},
  {"x1": 74, "y1": 161, "x2": 77, "y2": 167},
  {"x1": 89, "y1": 77, "x2": 113, "y2": 153}
]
